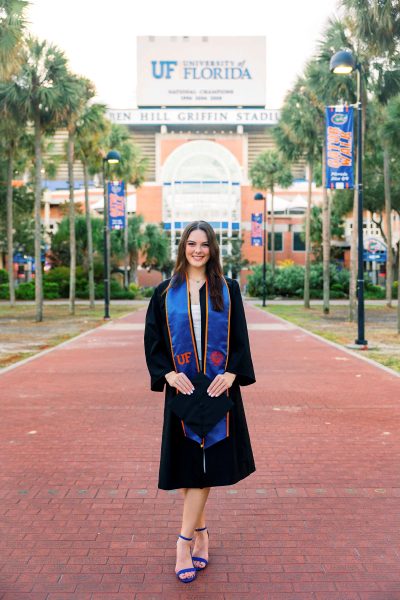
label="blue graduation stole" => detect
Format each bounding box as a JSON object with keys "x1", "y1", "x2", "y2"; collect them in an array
[{"x1": 165, "y1": 273, "x2": 231, "y2": 450}]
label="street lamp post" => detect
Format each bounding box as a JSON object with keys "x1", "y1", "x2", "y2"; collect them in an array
[
  {"x1": 102, "y1": 150, "x2": 121, "y2": 320},
  {"x1": 254, "y1": 192, "x2": 267, "y2": 307},
  {"x1": 330, "y1": 50, "x2": 367, "y2": 347}
]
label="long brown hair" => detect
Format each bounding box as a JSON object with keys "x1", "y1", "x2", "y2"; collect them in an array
[{"x1": 165, "y1": 220, "x2": 225, "y2": 311}]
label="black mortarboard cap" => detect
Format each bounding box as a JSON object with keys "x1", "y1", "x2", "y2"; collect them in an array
[{"x1": 170, "y1": 371, "x2": 234, "y2": 438}]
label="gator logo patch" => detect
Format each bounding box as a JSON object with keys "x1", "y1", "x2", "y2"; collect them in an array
[{"x1": 210, "y1": 350, "x2": 224, "y2": 366}]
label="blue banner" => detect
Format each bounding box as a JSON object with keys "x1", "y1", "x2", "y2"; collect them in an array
[
  {"x1": 108, "y1": 181, "x2": 125, "y2": 230},
  {"x1": 325, "y1": 106, "x2": 354, "y2": 189},
  {"x1": 251, "y1": 213, "x2": 263, "y2": 246}
]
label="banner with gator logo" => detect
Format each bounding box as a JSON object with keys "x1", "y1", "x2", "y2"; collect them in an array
[{"x1": 325, "y1": 106, "x2": 354, "y2": 190}]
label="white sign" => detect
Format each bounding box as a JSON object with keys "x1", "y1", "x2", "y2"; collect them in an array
[
  {"x1": 137, "y1": 36, "x2": 266, "y2": 107},
  {"x1": 107, "y1": 108, "x2": 279, "y2": 126}
]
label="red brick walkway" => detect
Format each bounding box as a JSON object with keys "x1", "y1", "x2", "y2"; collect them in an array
[{"x1": 1, "y1": 302, "x2": 400, "y2": 600}]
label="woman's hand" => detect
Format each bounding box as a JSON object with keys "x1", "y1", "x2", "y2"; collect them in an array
[
  {"x1": 165, "y1": 371, "x2": 194, "y2": 395},
  {"x1": 207, "y1": 372, "x2": 236, "y2": 397}
]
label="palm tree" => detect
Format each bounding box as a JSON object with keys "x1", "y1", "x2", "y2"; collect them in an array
[
  {"x1": 0, "y1": 0, "x2": 28, "y2": 79},
  {"x1": 342, "y1": 0, "x2": 400, "y2": 308},
  {"x1": 249, "y1": 150, "x2": 292, "y2": 282},
  {"x1": 0, "y1": 37, "x2": 86, "y2": 321},
  {"x1": 274, "y1": 77, "x2": 322, "y2": 309},
  {"x1": 111, "y1": 214, "x2": 145, "y2": 284},
  {"x1": 62, "y1": 76, "x2": 95, "y2": 315},
  {"x1": 75, "y1": 103, "x2": 110, "y2": 308},
  {"x1": 306, "y1": 18, "x2": 358, "y2": 319},
  {"x1": 383, "y1": 94, "x2": 400, "y2": 332},
  {"x1": 0, "y1": 116, "x2": 26, "y2": 305},
  {"x1": 108, "y1": 124, "x2": 148, "y2": 286}
]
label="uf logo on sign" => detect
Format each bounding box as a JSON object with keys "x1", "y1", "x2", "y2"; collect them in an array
[{"x1": 151, "y1": 60, "x2": 178, "y2": 79}]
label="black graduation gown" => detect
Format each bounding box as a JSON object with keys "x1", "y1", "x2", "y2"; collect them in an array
[{"x1": 144, "y1": 276, "x2": 256, "y2": 490}]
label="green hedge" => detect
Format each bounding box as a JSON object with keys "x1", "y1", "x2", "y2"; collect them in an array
[
  {"x1": 0, "y1": 269, "x2": 8, "y2": 284},
  {"x1": 247, "y1": 263, "x2": 353, "y2": 299},
  {"x1": 0, "y1": 283, "x2": 10, "y2": 299},
  {"x1": 16, "y1": 282, "x2": 35, "y2": 300}
]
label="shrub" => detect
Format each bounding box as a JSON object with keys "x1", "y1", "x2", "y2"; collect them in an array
[
  {"x1": 309, "y1": 288, "x2": 323, "y2": 299},
  {"x1": 95, "y1": 281, "x2": 135, "y2": 300},
  {"x1": 16, "y1": 282, "x2": 35, "y2": 300},
  {"x1": 330, "y1": 289, "x2": 347, "y2": 299},
  {"x1": 364, "y1": 284, "x2": 385, "y2": 299},
  {"x1": 140, "y1": 286, "x2": 155, "y2": 298},
  {"x1": 0, "y1": 283, "x2": 10, "y2": 299},
  {"x1": 76, "y1": 280, "x2": 89, "y2": 299},
  {"x1": 246, "y1": 264, "x2": 275, "y2": 297},
  {"x1": 334, "y1": 268, "x2": 350, "y2": 293},
  {"x1": 0, "y1": 269, "x2": 8, "y2": 284},
  {"x1": 43, "y1": 282, "x2": 60, "y2": 299},
  {"x1": 45, "y1": 267, "x2": 70, "y2": 297},
  {"x1": 129, "y1": 282, "x2": 140, "y2": 299},
  {"x1": 274, "y1": 265, "x2": 304, "y2": 296}
]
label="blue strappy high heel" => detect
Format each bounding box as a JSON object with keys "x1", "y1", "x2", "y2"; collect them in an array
[
  {"x1": 192, "y1": 526, "x2": 209, "y2": 571},
  {"x1": 175, "y1": 534, "x2": 197, "y2": 583}
]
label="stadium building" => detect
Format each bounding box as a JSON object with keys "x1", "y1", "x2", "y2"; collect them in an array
[{"x1": 18, "y1": 36, "x2": 396, "y2": 288}]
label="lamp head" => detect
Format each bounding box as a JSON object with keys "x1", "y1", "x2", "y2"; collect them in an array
[
  {"x1": 105, "y1": 149, "x2": 121, "y2": 164},
  {"x1": 330, "y1": 50, "x2": 356, "y2": 74},
  {"x1": 254, "y1": 192, "x2": 265, "y2": 200}
]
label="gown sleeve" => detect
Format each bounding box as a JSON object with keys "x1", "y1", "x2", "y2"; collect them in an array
[
  {"x1": 226, "y1": 279, "x2": 256, "y2": 387},
  {"x1": 144, "y1": 286, "x2": 174, "y2": 392}
]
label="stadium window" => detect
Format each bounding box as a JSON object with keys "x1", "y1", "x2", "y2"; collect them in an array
[
  {"x1": 293, "y1": 232, "x2": 306, "y2": 251},
  {"x1": 268, "y1": 232, "x2": 283, "y2": 251}
]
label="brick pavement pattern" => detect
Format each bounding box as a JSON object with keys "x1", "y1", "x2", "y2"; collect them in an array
[{"x1": 1, "y1": 302, "x2": 400, "y2": 600}]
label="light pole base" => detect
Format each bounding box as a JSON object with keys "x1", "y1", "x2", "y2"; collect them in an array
[{"x1": 346, "y1": 342, "x2": 369, "y2": 350}]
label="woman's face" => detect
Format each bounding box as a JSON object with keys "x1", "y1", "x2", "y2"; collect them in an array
[{"x1": 185, "y1": 228, "x2": 210, "y2": 269}]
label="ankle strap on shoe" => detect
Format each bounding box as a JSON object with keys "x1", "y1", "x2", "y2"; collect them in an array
[
  {"x1": 195, "y1": 526, "x2": 207, "y2": 532},
  {"x1": 178, "y1": 534, "x2": 193, "y2": 541}
]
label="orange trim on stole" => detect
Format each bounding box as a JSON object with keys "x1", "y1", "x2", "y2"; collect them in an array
[
  {"x1": 165, "y1": 284, "x2": 178, "y2": 373},
  {"x1": 203, "y1": 278, "x2": 209, "y2": 374},
  {"x1": 222, "y1": 276, "x2": 231, "y2": 371},
  {"x1": 185, "y1": 273, "x2": 200, "y2": 373}
]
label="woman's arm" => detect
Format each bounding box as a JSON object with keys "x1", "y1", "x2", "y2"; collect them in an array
[
  {"x1": 144, "y1": 286, "x2": 175, "y2": 392},
  {"x1": 225, "y1": 279, "x2": 256, "y2": 386}
]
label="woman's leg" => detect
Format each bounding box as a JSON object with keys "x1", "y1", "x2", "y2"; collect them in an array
[
  {"x1": 175, "y1": 487, "x2": 210, "y2": 579},
  {"x1": 192, "y1": 504, "x2": 210, "y2": 569}
]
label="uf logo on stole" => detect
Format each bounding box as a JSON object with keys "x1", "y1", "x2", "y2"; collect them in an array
[{"x1": 176, "y1": 352, "x2": 192, "y2": 365}]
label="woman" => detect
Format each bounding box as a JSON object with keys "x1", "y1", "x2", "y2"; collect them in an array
[{"x1": 144, "y1": 220, "x2": 256, "y2": 583}]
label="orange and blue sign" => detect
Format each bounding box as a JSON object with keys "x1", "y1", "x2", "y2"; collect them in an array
[
  {"x1": 325, "y1": 106, "x2": 354, "y2": 189},
  {"x1": 251, "y1": 213, "x2": 262, "y2": 246},
  {"x1": 108, "y1": 181, "x2": 125, "y2": 230}
]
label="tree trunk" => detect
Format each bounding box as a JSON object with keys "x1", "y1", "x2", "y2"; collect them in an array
[
  {"x1": 383, "y1": 143, "x2": 393, "y2": 307},
  {"x1": 34, "y1": 113, "x2": 43, "y2": 322},
  {"x1": 303, "y1": 162, "x2": 312, "y2": 309},
  {"x1": 83, "y1": 161, "x2": 95, "y2": 308},
  {"x1": 270, "y1": 187, "x2": 275, "y2": 276},
  {"x1": 124, "y1": 184, "x2": 129, "y2": 289},
  {"x1": 322, "y1": 144, "x2": 330, "y2": 315},
  {"x1": 6, "y1": 145, "x2": 15, "y2": 306},
  {"x1": 397, "y1": 240, "x2": 400, "y2": 333},
  {"x1": 68, "y1": 131, "x2": 76, "y2": 315},
  {"x1": 129, "y1": 251, "x2": 138, "y2": 284}
]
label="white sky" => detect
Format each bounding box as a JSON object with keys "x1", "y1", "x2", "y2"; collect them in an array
[{"x1": 26, "y1": 0, "x2": 341, "y2": 109}]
